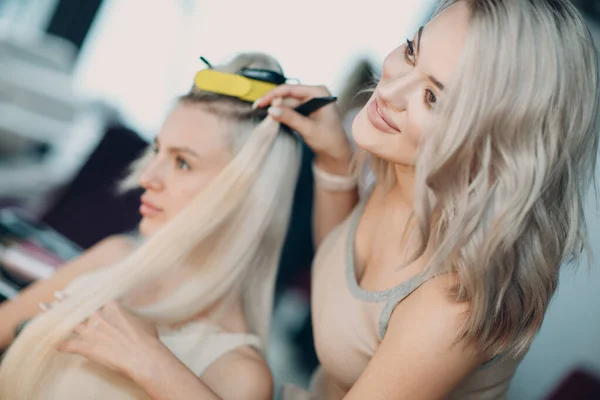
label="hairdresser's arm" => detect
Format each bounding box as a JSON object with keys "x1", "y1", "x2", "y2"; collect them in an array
[
  {"x1": 0, "y1": 235, "x2": 133, "y2": 350},
  {"x1": 343, "y1": 275, "x2": 488, "y2": 400},
  {"x1": 312, "y1": 162, "x2": 359, "y2": 245},
  {"x1": 255, "y1": 84, "x2": 358, "y2": 246}
]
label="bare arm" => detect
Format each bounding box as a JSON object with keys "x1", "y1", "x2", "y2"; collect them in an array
[
  {"x1": 312, "y1": 157, "x2": 358, "y2": 246},
  {"x1": 344, "y1": 276, "x2": 488, "y2": 400},
  {"x1": 254, "y1": 84, "x2": 360, "y2": 246},
  {"x1": 0, "y1": 235, "x2": 133, "y2": 349},
  {"x1": 131, "y1": 344, "x2": 272, "y2": 400},
  {"x1": 60, "y1": 302, "x2": 272, "y2": 400},
  {"x1": 131, "y1": 341, "x2": 222, "y2": 400}
]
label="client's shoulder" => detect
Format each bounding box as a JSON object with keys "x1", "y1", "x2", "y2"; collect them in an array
[
  {"x1": 94, "y1": 235, "x2": 138, "y2": 256},
  {"x1": 74, "y1": 235, "x2": 137, "y2": 274},
  {"x1": 203, "y1": 344, "x2": 273, "y2": 400}
]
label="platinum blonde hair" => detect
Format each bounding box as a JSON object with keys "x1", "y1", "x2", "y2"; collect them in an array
[
  {"x1": 0, "y1": 53, "x2": 302, "y2": 398},
  {"x1": 368, "y1": 0, "x2": 599, "y2": 357}
]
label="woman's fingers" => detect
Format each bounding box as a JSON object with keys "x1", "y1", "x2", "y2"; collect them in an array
[
  {"x1": 57, "y1": 337, "x2": 86, "y2": 354},
  {"x1": 38, "y1": 291, "x2": 69, "y2": 311},
  {"x1": 54, "y1": 290, "x2": 68, "y2": 301},
  {"x1": 73, "y1": 312, "x2": 103, "y2": 336},
  {"x1": 253, "y1": 84, "x2": 331, "y2": 109},
  {"x1": 267, "y1": 105, "x2": 314, "y2": 138}
]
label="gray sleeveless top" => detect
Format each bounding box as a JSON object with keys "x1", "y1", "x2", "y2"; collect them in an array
[{"x1": 283, "y1": 194, "x2": 522, "y2": 400}]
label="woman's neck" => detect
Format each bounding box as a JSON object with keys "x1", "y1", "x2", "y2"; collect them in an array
[
  {"x1": 389, "y1": 164, "x2": 416, "y2": 208},
  {"x1": 203, "y1": 284, "x2": 247, "y2": 330},
  {"x1": 171, "y1": 268, "x2": 248, "y2": 333}
]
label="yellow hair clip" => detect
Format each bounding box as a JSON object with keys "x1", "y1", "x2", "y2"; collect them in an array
[{"x1": 194, "y1": 69, "x2": 278, "y2": 103}]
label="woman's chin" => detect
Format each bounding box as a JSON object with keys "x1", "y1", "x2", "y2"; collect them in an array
[
  {"x1": 352, "y1": 111, "x2": 417, "y2": 166},
  {"x1": 138, "y1": 218, "x2": 161, "y2": 237},
  {"x1": 352, "y1": 128, "x2": 393, "y2": 161},
  {"x1": 352, "y1": 111, "x2": 389, "y2": 153}
]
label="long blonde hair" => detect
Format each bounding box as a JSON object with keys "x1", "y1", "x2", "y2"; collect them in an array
[
  {"x1": 369, "y1": 0, "x2": 599, "y2": 357},
  {"x1": 0, "y1": 53, "x2": 302, "y2": 398}
]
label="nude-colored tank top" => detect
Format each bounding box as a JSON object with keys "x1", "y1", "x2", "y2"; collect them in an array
[
  {"x1": 37, "y1": 321, "x2": 261, "y2": 399},
  {"x1": 283, "y1": 199, "x2": 522, "y2": 400}
]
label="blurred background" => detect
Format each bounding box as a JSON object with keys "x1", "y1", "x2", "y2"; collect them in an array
[{"x1": 0, "y1": 0, "x2": 598, "y2": 399}]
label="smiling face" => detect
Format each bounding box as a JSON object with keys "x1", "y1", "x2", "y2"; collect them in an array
[
  {"x1": 138, "y1": 102, "x2": 233, "y2": 237},
  {"x1": 351, "y1": 1, "x2": 471, "y2": 168}
]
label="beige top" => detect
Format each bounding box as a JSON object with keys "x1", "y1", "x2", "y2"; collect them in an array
[
  {"x1": 283, "y1": 200, "x2": 521, "y2": 400},
  {"x1": 37, "y1": 321, "x2": 261, "y2": 399}
]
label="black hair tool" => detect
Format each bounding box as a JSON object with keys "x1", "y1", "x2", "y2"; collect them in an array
[
  {"x1": 281, "y1": 96, "x2": 338, "y2": 134},
  {"x1": 295, "y1": 96, "x2": 337, "y2": 116},
  {"x1": 241, "y1": 68, "x2": 287, "y2": 85}
]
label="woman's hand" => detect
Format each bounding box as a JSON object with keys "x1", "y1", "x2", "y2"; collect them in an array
[
  {"x1": 254, "y1": 84, "x2": 354, "y2": 175},
  {"x1": 58, "y1": 301, "x2": 162, "y2": 380}
]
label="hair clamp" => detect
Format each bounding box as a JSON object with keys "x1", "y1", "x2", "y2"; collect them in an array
[
  {"x1": 194, "y1": 57, "x2": 338, "y2": 128},
  {"x1": 194, "y1": 56, "x2": 287, "y2": 103}
]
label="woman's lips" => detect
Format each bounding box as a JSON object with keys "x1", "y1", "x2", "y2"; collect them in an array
[
  {"x1": 366, "y1": 97, "x2": 401, "y2": 134},
  {"x1": 140, "y1": 197, "x2": 163, "y2": 217}
]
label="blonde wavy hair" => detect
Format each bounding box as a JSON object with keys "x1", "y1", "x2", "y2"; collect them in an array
[
  {"x1": 0, "y1": 53, "x2": 302, "y2": 398},
  {"x1": 368, "y1": 0, "x2": 599, "y2": 358}
]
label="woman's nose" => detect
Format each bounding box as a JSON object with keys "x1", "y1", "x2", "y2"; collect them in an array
[
  {"x1": 377, "y1": 73, "x2": 420, "y2": 112},
  {"x1": 139, "y1": 161, "x2": 165, "y2": 191}
]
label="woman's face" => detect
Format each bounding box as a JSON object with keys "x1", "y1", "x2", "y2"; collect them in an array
[
  {"x1": 138, "y1": 102, "x2": 233, "y2": 236},
  {"x1": 352, "y1": 1, "x2": 471, "y2": 168}
]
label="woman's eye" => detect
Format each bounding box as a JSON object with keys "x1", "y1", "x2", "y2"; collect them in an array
[
  {"x1": 176, "y1": 157, "x2": 191, "y2": 171},
  {"x1": 404, "y1": 39, "x2": 416, "y2": 63},
  {"x1": 424, "y1": 89, "x2": 437, "y2": 109}
]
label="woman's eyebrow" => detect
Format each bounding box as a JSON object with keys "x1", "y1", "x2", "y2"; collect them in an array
[{"x1": 417, "y1": 25, "x2": 424, "y2": 53}]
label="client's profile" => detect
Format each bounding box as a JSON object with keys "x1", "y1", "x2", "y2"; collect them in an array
[{"x1": 0, "y1": 52, "x2": 302, "y2": 400}]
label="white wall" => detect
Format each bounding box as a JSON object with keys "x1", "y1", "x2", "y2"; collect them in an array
[
  {"x1": 73, "y1": 0, "x2": 436, "y2": 138},
  {"x1": 508, "y1": 17, "x2": 600, "y2": 400}
]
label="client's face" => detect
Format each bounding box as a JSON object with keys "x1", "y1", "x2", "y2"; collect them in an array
[{"x1": 138, "y1": 102, "x2": 232, "y2": 236}]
